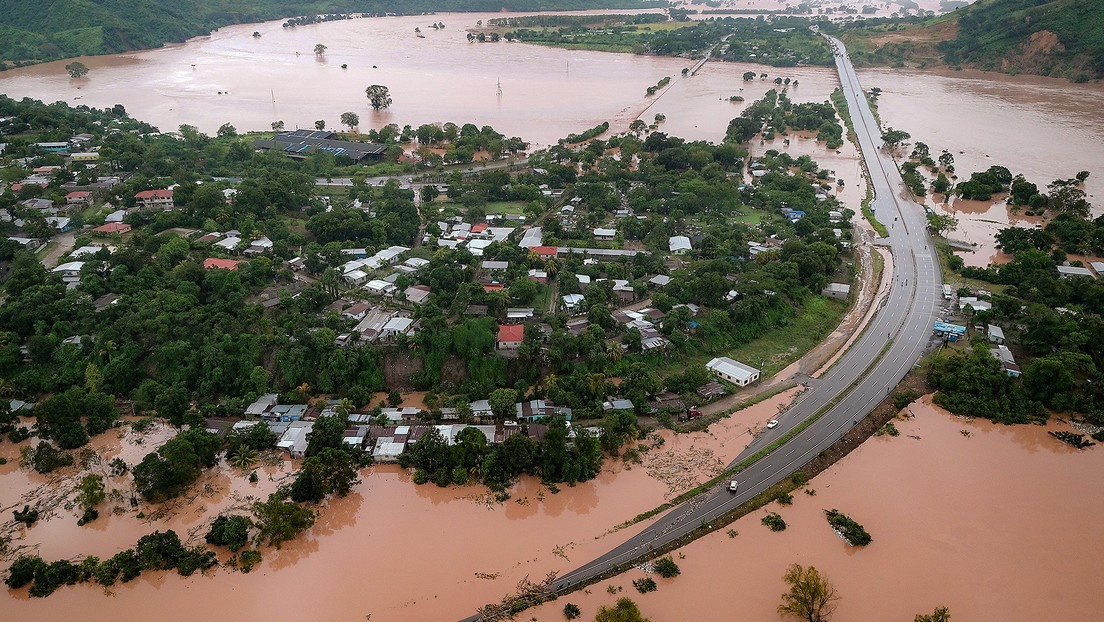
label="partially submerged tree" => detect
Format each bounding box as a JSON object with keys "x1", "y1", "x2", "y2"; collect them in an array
[
  {"x1": 314, "y1": 43, "x2": 327, "y2": 56},
  {"x1": 65, "y1": 62, "x2": 89, "y2": 78},
  {"x1": 778, "y1": 563, "x2": 839, "y2": 622},
  {"x1": 365, "y1": 84, "x2": 392, "y2": 110},
  {"x1": 340, "y1": 111, "x2": 360, "y2": 133}
]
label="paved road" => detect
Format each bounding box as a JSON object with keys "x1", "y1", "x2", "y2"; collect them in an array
[{"x1": 461, "y1": 37, "x2": 945, "y2": 619}]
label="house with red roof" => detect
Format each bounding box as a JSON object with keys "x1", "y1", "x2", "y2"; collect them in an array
[
  {"x1": 531, "y1": 245, "x2": 558, "y2": 259},
  {"x1": 471, "y1": 223, "x2": 489, "y2": 234},
  {"x1": 135, "y1": 189, "x2": 175, "y2": 210},
  {"x1": 93, "y1": 222, "x2": 132, "y2": 235},
  {"x1": 496, "y1": 324, "x2": 525, "y2": 350},
  {"x1": 66, "y1": 191, "x2": 93, "y2": 206},
  {"x1": 203, "y1": 258, "x2": 241, "y2": 271}
]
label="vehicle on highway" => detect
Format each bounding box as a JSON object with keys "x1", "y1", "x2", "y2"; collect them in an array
[
  {"x1": 766, "y1": 419, "x2": 779, "y2": 429},
  {"x1": 728, "y1": 480, "x2": 739, "y2": 492}
]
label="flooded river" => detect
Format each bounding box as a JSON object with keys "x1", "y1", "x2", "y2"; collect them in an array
[
  {"x1": 526, "y1": 395, "x2": 1104, "y2": 621},
  {"x1": 0, "y1": 12, "x2": 845, "y2": 152},
  {"x1": 860, "y1": 68, "x2": 1104, "y2": 266}
]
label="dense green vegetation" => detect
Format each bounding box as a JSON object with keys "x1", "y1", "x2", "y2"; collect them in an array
[
  {"x1": 503, "y1": 15, "x2": 833, "y2": 67},
  {"x1": 824, "y1": 509, "x2": 871, "y2": 546},
  {"x1": 5, "y1": 530, "x2": 216, "y2": 597},
  {"x1": 927, "y1": 170, "x2": 1104, "y2": 425},
  {"x1": 0, "y1": 0, "x2": 662, "y2": 67},
  {"x1": 836, "y1": 0, "x2": 1104, "y2": 81}
]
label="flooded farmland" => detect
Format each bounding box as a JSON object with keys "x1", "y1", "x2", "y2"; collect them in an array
[{"x1": 525, "y1": 395, "x2": 1104, "y2": 622}]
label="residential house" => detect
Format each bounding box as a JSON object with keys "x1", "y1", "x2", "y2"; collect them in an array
[
  {"x1": 214, "y1": 236, "x2": 241, "y2": 252},
  {"x1": 649, "y1": 274, "x2": 671, "y2": 287},
  {"x1": 821, "y1": 283, "x2": 851, "y2": 300},
  {"x1": 45, "y1": 216, "x2": 72, "y2": 232},
  {"x1": 505, "y1": 308, "x2": 534, "y2": 323},
  {"x1": 561, "y1": 293, "x2": 584, "y2": 313},
  {"x1": 531, "y1": 245, "x2": 558, "y2": 260},
  {"x1": 990, "y1": 345, "x2": 1022, "y2": 377},
  {"x1": 519, "y1": 227, "x2": 543, "y2": 248},
  {"x1": 365, "y1": 279, "x2": 396, "y2": 296},
  {"x1": 669, "y1": 236, "x2": 692, "y2": 254},
  {"x1": 593, "y1": 227, "x2": 617, "y2": 241},
  {"x1": 379, "y1": 316, "x2": 418, "y2": 341},
  {"x1": 987, "y1": 324, "x2": 1005, "y2": 344},
  {"x1": 344, "y1": 270, "x2": 369, "y2": 286},
  {"x1": 482, "y1": 260, "x2": 509, "y2": 272},
  {"x1": 497, "y1": 324, "x2": 525, "y2": 350},
  {"x1": 1057, "y1": 265, "x2": 1095, "y2": 279},
  {"x1": 276, "y1": 421, "x2": 314, "y2": 458},
  {"x1": 203, "y1": 258, "x2": 240, "y2": 271},
  {"x1": 340, "y1": 302, "x2": 372, "y2": 321},
  {"x1": 354, "y1": 307, "x2": 394, "y2": 342},
  {"x1": 66, "y1": 191, "x2": 93, "y2": 206},
  {"x1": 705, "y1": 357, "x2": 760, "y2": 387},
  {"x1": 528, "y1": 268, "x2": 548, "y2": 283},
  {"x1": 135, "y1": 189, "x2": 175, "y2": 210},
  {"x1": 404, "y1": 285, "x2": 432, "y2": 305},
  {"x1": 70, "y1": 245, "x2": 109, "y2": 259},
  {"x1": 93, "y1": 222, "x2": 132, "y2": 235}
]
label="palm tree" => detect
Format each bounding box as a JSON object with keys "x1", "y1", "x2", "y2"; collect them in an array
[
  {"x1": 605, "y1": 342, "x2": 623, "y2": 363},
  {"x1": 228, "y1": 446, "x2": 259, "y2": 469}
]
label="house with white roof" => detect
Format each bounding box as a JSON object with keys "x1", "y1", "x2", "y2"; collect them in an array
[
  {"x1": 669, "y1": 235, "x2": 692, "y2": 254},
  {"x1": 706, "y1": 357, "x2": 760, "y2": 387}
]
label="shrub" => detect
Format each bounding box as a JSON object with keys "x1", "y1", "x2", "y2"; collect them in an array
[
  {"x1": 632, "y1": 577, "x2": 657, "y2": 593},
  {"x1": 825, "y1": 509, "x2": 872, "y2": 546},
  {"x1": 776, "y1": 491, "x2": 794, "y2": 506},
  {"x1": 563, "y1": 603, "x2": 581, "y2": 619},
  {"x1": 653, "y1": 555, "x2": 681, "y2": 578},
  {"x1": 237, "y1": 549, "x2": 262, "y2": 573},
  {"x1": 762, "y1": 512, "x2": 787, "y2": 531}
]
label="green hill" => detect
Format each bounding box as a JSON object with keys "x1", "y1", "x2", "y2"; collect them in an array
[
  {"x1": 840, "y1": 0, "x2": 1104, "y2": 81},
  {"x1": 0, "y1": 0, "x2": 663, "y2": 67}
]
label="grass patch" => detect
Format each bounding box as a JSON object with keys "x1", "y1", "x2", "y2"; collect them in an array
[
  {"x1": 830, "y1": 87, "x2": 857, "y2": 144},
  {"x1": 726, "y1": 297, "x2": 847, "y2": 378},
  {"x1": 732, "y1": 211, "x2": 764, "y2": 226},
  {"x1": 484, "y1": 200, "x2": 527, "y2": 215},
  {"x1": 860, "y1": 186, "x2": 887, "y2": 237}
]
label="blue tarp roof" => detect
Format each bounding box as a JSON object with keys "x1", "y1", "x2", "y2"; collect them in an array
[{"x1": 933, "y1": 321, "x2": 966, "y2": 335}]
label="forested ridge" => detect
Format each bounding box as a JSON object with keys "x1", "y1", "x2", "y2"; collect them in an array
[
  {"x1": 0, "y1": 0, "x2": 662, "y2": 67},
  {"x1": 838, "y1": 0, "x2": 1104, "y2": 81}
]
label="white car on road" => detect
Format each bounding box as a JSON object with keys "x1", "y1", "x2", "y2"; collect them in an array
[{"x1": 766, "y1": 419, "x2": 779, "y2": 429}]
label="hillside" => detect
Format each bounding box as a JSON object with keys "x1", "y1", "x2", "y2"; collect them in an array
[
  {"x1": 0, "y1": 0, "x2": 662, "y2": 67},
  {"x1": 839, "y1": 0, "x2": 1104, "y2": 82}
]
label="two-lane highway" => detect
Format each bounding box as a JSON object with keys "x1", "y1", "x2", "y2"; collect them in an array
[{"x1": 464, "y1": 37, "x2": 944, "y2": 620}]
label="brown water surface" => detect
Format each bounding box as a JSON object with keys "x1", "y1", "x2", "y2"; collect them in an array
[
  {"x1": 526, "y1": 395, "x2": 1104, "y2": 621},
  {"x1": 862, "y1": 68, "x2": 1104, "y2": 265},
  {"x1": 1, "y1": 393, "x2": 798, "y2": 620}
]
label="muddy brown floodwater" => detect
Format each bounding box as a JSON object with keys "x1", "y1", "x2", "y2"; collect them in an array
[
  {"x1": 1, "y1": 391, "x2": 800, "y2": 620},
  {"x1": 0, "y1": 10, "x2": 852, "y2": 154},
  {"x1": 526, "y1": 394, "x2": 1104, "y2": 621},
  {"x1": 862, "y1": 68, "x2": 1104, "y2": 266}
]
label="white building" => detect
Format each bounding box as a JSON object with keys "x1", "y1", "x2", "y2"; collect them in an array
[
  {"x1": 669, "y1": 235, "x2": 692, "y2": 254},
  {"x1": 706, "y1": 357, "x2": 760, "y2": 387}
]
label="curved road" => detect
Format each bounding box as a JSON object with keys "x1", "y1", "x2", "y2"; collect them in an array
[{"x1": 464, "y1": 37, "x2": 944, "y2": 620}]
